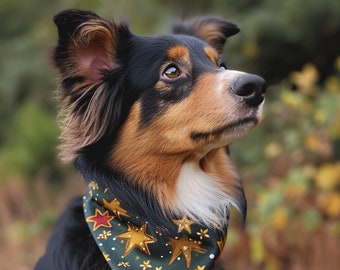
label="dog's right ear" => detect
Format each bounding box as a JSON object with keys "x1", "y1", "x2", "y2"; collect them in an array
[
  {"x1": 172, "y1": 17, "x2": 239, "y2": 54},
  {"x1": 52, "y1": 10, "x2": 132, "y2": 162},
  {"x1": 53, "y1": 9, "x2": 129, "y2": 87}
]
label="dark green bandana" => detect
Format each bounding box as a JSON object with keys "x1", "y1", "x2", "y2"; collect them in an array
[{"x1": 83, "y1": 181, "x2": 227, "y2": 269}]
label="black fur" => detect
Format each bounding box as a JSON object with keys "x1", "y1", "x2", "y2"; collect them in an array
[
  {"x1": 35, "y1": 9, "x2": 255, "y2": 270},
  {"x1": 35, "y1": 197, "x2": 110, "y2": 270}
]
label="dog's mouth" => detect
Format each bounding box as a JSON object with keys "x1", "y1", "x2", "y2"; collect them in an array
[{"x1": 190, "y1": 116, "x2": 258, "y2": 141}]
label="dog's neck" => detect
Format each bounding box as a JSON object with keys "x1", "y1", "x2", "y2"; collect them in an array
[
  {"x1": 108, "y1": 101, "x2": 246, "y2": 227},
  {"x1": 82, "y1": 177, "x2": 227, "y2": 269},
  {"x1": 108, "y1": 144, "x2": 246, "y2": 228}
]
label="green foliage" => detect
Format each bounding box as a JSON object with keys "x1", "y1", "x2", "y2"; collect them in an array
[
  {"x1": 0, "y1": 101, "x2": 59, "y2": 178},
  {"x1": 229, "y1": 60, "x2": 340, "y2": 268}
]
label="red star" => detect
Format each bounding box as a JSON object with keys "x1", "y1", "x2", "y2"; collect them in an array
[{"x1": 86, "y1": 208, "x2": 114, "y2": 231}]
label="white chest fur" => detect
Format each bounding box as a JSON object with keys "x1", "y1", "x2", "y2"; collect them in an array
[{"x1": 175, "y1": 162, "x2": 236, "y2": 228}]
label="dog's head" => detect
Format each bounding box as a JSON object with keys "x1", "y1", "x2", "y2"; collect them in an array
[{"x1": 53, "y1": 9, "x2": 266, "y2": 228}]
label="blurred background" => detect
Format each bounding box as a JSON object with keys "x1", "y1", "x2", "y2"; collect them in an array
[{"x1": 0, "y1": 0, "x2": 339, "y2": 269}]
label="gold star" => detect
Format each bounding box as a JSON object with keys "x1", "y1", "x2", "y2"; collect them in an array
[
  {"x1": 117, "y1": 261, "x2": 130, "y2": 267},
  {"x1": 197, "y1": 229, "x2": 210, "y2": 240},
  {"x1": 195, "y1": 266, "x2": 206, "y2": 270},
  {"x1": 117, "y1": 223, "x2": 156, "y2": 257},
  {"x1": 155, "y1": 267, "x2": 163, "y2": 270},
  {"x1": 139, "y1": 260, "x2": 152, "y2": 270},
  {"x1": 167, "y1": 234, "x2": 206, "y2": 268},
  {"x1": 103, "y1": 253, "x2": 111, "y2": 262},
  {"x1": 172, "y1": 215, "x2": 194, "y2": 233},
  {"x1": 103, "y1": 198, "x2": 130, "y2": 219},
  {"x1": 86, "y1": 209, "x2": 114, "y2": 231},
  {"x1": 217, "y1": 237, "x2": 225, "y2": 252},
  {"x1": 89, "y1": 181, "x2": 99, "y2": 190},
  {"x1": 97, "y1": 230, "x2": 112, "y2": 240}
]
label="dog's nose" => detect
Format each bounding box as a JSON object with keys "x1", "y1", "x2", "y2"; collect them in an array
[{"x1": 231, "y1": 74, "x2": 266, "y2": 107}]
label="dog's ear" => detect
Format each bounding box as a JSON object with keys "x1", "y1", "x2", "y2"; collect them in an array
[
  {"x1": 52, "y1": 9, "x2": 131, "y2": 162},
  {"x1": 172, "y1": 17, "x2": 239, "y2": 54},
  {"x1": 53, "y1": 9, "x2": 128, "y2": 84}
]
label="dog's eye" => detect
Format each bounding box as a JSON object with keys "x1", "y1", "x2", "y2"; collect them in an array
[
  {"x1": 163, "y1": 65, "x2": 181, "y2": 79},
  {"x1": 219, "y1": 63, "x2": 227, "y2": 70}
]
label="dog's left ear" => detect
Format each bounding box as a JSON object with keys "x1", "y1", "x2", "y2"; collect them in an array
[{"x1": 172, "y1": 17, "x2": 239, "y2": 54}]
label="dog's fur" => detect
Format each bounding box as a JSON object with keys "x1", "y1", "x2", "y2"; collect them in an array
[{"x1": 36, "y1": 9, "x2": 266, "y2": 269}]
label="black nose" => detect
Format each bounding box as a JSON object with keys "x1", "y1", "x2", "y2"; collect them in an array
[{"x1": 231, "y1": 74, "x2": 266, "y2": 107}]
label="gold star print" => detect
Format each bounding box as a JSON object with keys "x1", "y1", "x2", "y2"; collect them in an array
[
  {"x1": 97, "y1": 230, "x2": 112, "y2": 240},
  {"x1": 117, "y1": 261, "x2": 130, "y2": 267},
  {"x1": 217, "y1": 237, "x2": 225, "y2": 252},
  {"x1": 103, "y1": 198, "x2": 130, "y2": 219},
  {"x1": 167, "y1": 234, "x2": 206, "y2": 268},
  {"x1": 139, "y1": 260, "x2": 152, "y2": 270},
  {"x1": 194, "y1": 266, "x2": 206, "y2": 270},
  {"x1": 117, "y1": 223, "x2": 156, "y2": 257},
  {"x1": 86, "y1": 209, "x2": 114, "y2": 231},
  {"x1": 155, "y1": 267, "x2": 162, "y2": 270},
  {"x1": 89, "y1": 181, "x2": 99, "y2": 190},
  {"x1": 103, "y1": 253, "x2": 111, "y2": 262},
  {"x1": 172, "y1": 215, "x2": 194, "y2": 233},
  {"x1": 197, "y1": 229, "x2": 210, "y2": 240}
]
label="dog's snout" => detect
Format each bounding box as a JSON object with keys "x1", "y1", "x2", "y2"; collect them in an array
[{"x1": 231, "y1": 74, "x2": 266, "y2": 107}]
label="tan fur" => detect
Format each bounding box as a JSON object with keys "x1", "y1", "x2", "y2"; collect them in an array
[
  {"x1": 110, "y1": 72, "x2": 252, "y2": 210},
  {"x1": 200, "y1": 148, "x2": 242, "y2": 202},
  {"x1": 195, "y1": 23, "x2": 226, "y2": 54},
  {"x1": 204, "y1": 47, "x2": 219, "y2": 65},
  {"x1": 167, "y1": 45, "x2": 190, "y2": 62}
]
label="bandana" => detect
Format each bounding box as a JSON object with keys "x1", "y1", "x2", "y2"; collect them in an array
[{"x1": 83, "y1": 180, "x2": 228, "y2": 270}]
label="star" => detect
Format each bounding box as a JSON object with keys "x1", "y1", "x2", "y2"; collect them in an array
[
  {"x1": 117, "y1": 223, "x2": 156, "y2": 257},
  {"x1": 155, "y1": 267, "x2": 163, "y2": 270},
  {"x1": 172, "y1": 215, "x2": 194, "y2": 233},
  {"x1": 167, "y1": 234, "x2": 206, "y2": 268},
  {"x1": 117, "y1": 261, "x2": 130, "y2": 267},
  {"x1": 217, "y1": 237, "x2": 225, "y2": 252},
  {"x1": 139, "y1": 260, "x2": 152, "y2": 270},
  {"x1": 195, "y1": 266, "x2": 206, "y2": 270},
  {"x1": 103, "y1": 253, "x2": 111, "y2": 262},
  {"x1": 103, "y1": 198, "x2": 130, "y2": 219},
  {"x1": 86, "y1": 208, "x2": 114, "y2": 231},
  {"x1": 197, "y1": 229, "x2": 210, "y2": 240},
  {"x1": 89, "y1": 181, "x2": 99, "y2": 190},
  {"x1": 97, "y1": 230, "x2": 112, "y2": 240}
]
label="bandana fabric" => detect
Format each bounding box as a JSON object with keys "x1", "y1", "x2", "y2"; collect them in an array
[{"x1": 83, "y1": 181, "x2": 228, "y2": 270}]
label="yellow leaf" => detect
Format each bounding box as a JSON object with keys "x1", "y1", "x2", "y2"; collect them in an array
[
  {"x1": 270, "y1": 207, "x2": 289, "y2": 231},
  {"x1": 304, "y1": 132, "x2": 332, "y2": 158},
  {"x1": 289, "y1": 63, "x2": 319, "y2": 95},
  {"x1": 315, "y1": 163, "x2": 340, "y2": 190},
  {"x1": 317, "y1": 192, "x2": 340, "y2": 218},
  {"x1": 280, "y1": 89, "x2": 301, "y2": 107},
  {"x1": 284, "y1": 183, "x2": 307, "y2": 200},
  {"x1": 264, "y1": 142, "x2": 282, "y2": 158},
  {"x1": 250, "y1": 236, "x2": 266, "y2": 263},
  {"x1": 325, "y1": 76, "x2": 340, "y2": 93}
]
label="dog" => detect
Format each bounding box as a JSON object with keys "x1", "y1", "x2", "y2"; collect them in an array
[{"x1": 35, "y1": 9, "x2": 266, "y2": 270}]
